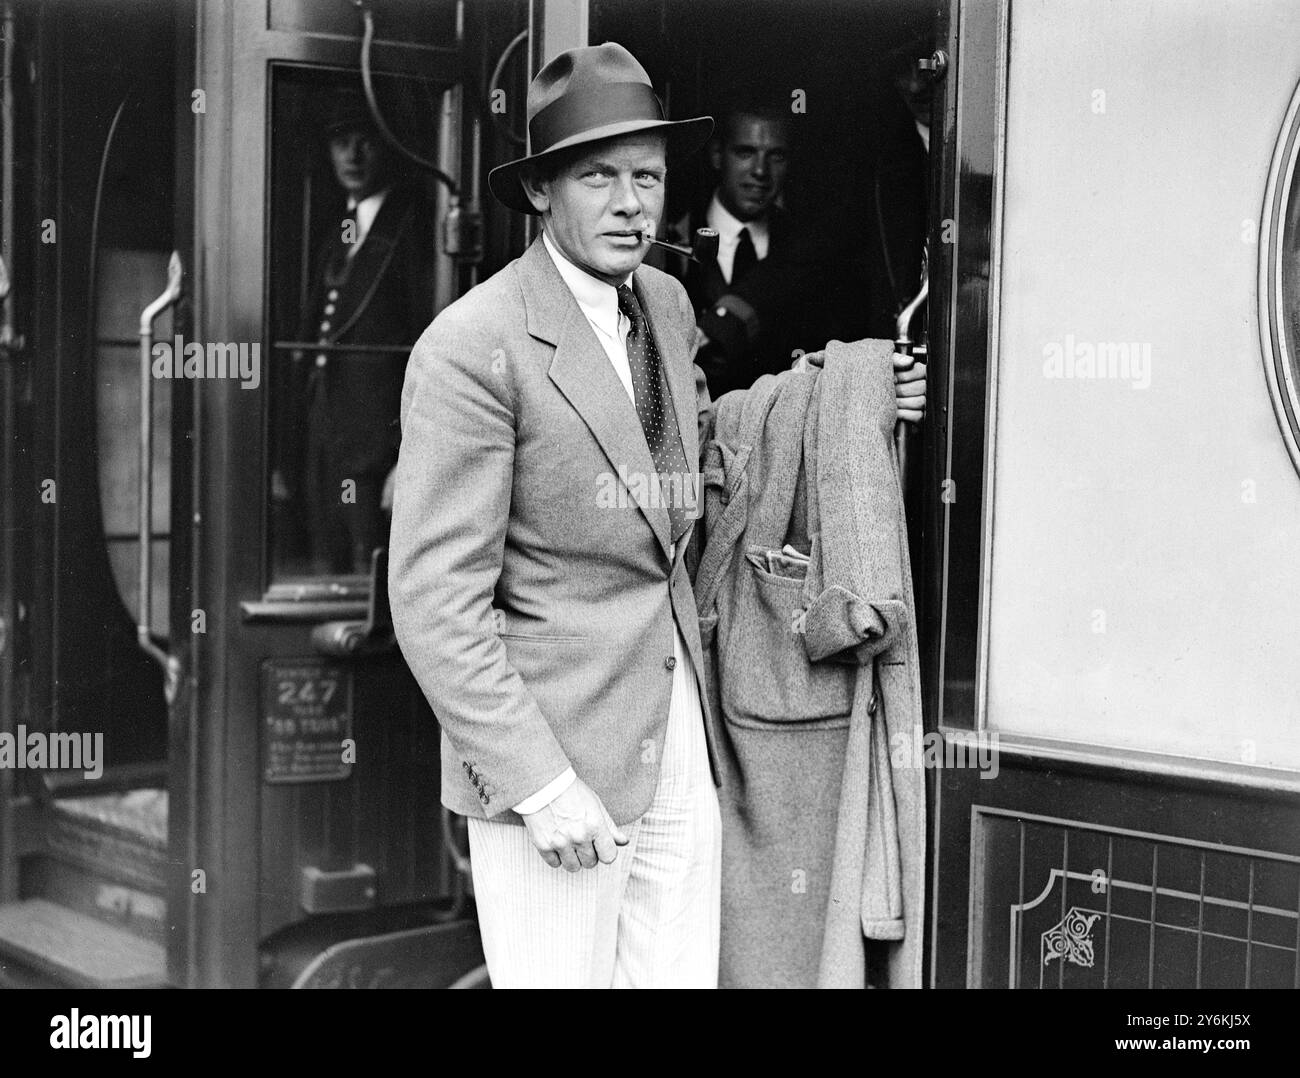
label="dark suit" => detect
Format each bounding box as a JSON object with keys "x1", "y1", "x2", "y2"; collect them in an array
[
  {"x1": 866, "y1": 124, "x2": 929, "y2": 340},
  {"x1": 285, "y1": 183, "x2": 436, "y2": 574},
  {"x1": 653, "y1": 202, "x2": 840, "y2": 399}
]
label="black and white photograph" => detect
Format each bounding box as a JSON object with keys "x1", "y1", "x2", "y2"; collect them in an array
[{"x1": 0, "y1": 0, "x2": 1294, "y2": 1046}]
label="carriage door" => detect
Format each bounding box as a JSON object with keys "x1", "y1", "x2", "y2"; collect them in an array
[
  {"x1": 927, "y1": 0, "x2": 1300, "y2": 989},
  {"x1": 178, "y1": 0, "x2": 525, "y2": 988}
]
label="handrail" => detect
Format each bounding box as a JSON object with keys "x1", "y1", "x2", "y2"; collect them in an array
[
  {"x1": 137, "y1": 251, "x2": 184, "y2": 704},
  {"x1": 893, "y1": 250, "x2": 929, "y2": 485}
]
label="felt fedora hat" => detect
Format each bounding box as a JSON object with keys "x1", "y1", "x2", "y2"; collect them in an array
[{"x1": 488, "y1": 42, "x2": 713, "y2": 215}]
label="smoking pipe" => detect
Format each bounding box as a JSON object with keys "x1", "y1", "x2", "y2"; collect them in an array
[{"x1": 643, "y1": 226, "x2": 720, "y2": 264}]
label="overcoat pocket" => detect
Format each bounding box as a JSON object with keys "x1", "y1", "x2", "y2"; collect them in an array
[{"x1": 721, "y1": 551, "x2": 854, "y2": 730}]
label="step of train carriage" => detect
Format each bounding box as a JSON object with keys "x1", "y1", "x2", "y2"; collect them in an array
[{"x1": 0, "y1": 0, "x2": 531, "y2": 989}]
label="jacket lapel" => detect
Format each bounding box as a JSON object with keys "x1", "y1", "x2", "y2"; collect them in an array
[
  {"x1": 519, "y1": 238, "x2": 673, "y2": 560},
  {"x1": 328, "y1": 191, "x2": 415, "y2": 341}
]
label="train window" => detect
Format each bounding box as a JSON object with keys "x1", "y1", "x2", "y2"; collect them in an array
[
  {"x1": 986, "y1": 2, "x2": 1300, "y2": 771},
  {"x1": 267, "y1": 66, "x2": 443, "y2": 583},
  {"x1": 1262, "y1": 79, "x2": 1300, "y2": 478}
]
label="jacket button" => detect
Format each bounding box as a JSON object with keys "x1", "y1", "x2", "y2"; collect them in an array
[{"x1": 665, "y1": 656, "x2": 677, "y2": 670}]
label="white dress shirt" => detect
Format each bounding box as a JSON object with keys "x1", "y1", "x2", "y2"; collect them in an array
[
  {"x1": 346, "y1": 188, "x2": 388, "y2": 258},
  {"x1": 706, "y1": 191, "x2": 770, "y2": 285},
  {"x1": 512, "y1": 232, "x2": 705, "y2": 815}
]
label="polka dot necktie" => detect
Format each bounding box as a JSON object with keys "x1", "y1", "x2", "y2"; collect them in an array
[{"x1": 616, "y1": 283, "x2": 693, "y2": 542}]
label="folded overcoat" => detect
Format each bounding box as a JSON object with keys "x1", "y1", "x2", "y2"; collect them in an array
[{"x1": 690, "y1": 339, "x2": 926, "y2": 989}]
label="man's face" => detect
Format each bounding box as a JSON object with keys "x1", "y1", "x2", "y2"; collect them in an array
[
  {"x1": 895, "y1": 62, "x2": 933, "y2": 127},
  {"x1": 329, "y1": 127, "x2": 387, "y2": 200},
  {"x1": 710, "y1": 115, "x2": 790, "y2": 222},
  {"x1": 526, "y1": 133, "x2": 667, "y2": 286}
]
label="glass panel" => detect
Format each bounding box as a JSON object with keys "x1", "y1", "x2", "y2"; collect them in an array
[
  {"x1": 96, "y1": 251, "x2": 172, "y2": 640},
  {"x1": 267, "y1": 66, "x2": 444, "y2": 582},
  {"x1": 985, "y1": 0, "x2": 1300, "y2": 769}
]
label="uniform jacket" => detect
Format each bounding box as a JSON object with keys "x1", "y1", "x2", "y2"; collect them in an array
[
  {"x1": 284, "y1": 183, "x2": 436, "y2": 484},
  {"x1": 690, "y1": 339, "x2": 926, "y2": 988},
  {"x1": 388, "y1": 235, "x2": 720, "y2": 826}
]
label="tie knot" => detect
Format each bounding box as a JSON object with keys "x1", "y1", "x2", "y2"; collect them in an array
[{"x1": 616, "y1": 282, "x2": 641, "y2": 323}]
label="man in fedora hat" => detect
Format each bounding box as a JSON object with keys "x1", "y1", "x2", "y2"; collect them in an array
[{"x1": 388, "y1": 43, "x2": 925, "y2": 988}]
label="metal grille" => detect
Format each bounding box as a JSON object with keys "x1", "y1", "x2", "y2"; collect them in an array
[{"x1": 973, "y1": 808, "x2": 1300, "y2": 988}]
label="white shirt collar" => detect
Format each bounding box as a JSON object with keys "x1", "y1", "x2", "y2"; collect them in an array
[
  {"x1": 915, "y1": 119, "x2": 931, "y2": 153},
  {"x1": 541, "y1": 229, "x2": 629, "y2": 342},
  {"x1": 346, "y1": 188, "x2": 389, "y2": 252},
  {"x1": 706, "y1": 191, "x2": 769, "y2": 249}
]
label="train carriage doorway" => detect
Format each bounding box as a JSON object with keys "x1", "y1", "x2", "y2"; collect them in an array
[
  {"x1": 0, "y1": 0, "x2": 537, "y2": 989},
  {"x1": 0, "y1": 0, "x2": 188, "y2": 988},
  {"x1": 181, "y1": 0, "x2": 520, "y2": 989}
]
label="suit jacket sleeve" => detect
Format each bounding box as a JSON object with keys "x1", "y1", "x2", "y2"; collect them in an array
[
  {"x1": 677, "y1": 281, "x2": 716, "y2": 450},
  {"x1": 388, "y1": 314, "x2": 573, "y2": 815}
]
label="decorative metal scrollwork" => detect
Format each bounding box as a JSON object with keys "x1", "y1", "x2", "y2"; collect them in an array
[{"x1": 1041, "y1": 907, "x2": 1101, "y2": 969}]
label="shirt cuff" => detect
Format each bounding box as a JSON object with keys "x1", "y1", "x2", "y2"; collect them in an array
[{"x1": 512, "y1": 768, "x2": 577, "y2": 815}]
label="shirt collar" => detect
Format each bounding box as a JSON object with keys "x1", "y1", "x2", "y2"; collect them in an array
[
  {"x1": 346, "y1": 188, "x2": 389, "y2": 235},
  {"x1": 707, "y1": 191, "x2": 769, "y2": 246},
  {"x1": 542, "y1": 229, "x2": 629, "y2": 341}
]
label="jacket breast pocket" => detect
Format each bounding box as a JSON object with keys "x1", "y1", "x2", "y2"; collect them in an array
[{"x1": 721, "y1": 555, "x2": 854, "y2": 730}]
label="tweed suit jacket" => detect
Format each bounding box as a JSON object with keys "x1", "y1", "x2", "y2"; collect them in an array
[{"x1": 388, "y1": 235, "x2": 719, "y2": 826}]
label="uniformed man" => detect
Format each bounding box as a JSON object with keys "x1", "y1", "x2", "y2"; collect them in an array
[{"x1": 280, "y1": 88, "x2": 436, "y2": 575}]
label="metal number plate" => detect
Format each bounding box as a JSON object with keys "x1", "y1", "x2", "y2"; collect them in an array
[{"x1": 261, "y1": 658, "x2": 353, "y2": 784}]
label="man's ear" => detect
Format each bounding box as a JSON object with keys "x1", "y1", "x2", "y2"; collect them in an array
[
  {"x1": 520, "y1": 169, "x2": 550, "y2": 214},
  {"x1": 707, "y1": 140, "x2": 723, "y2": 172}
]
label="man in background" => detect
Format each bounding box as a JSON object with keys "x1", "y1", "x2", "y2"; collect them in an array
[
  {"x1": 277, "y1": 88, "x2": 435, "y2": 575},
  {"x1": 655, "y1": 107, "x2": 842, "y2": 398}
]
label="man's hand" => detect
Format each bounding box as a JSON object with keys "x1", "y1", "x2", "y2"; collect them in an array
[
  {"x1": 519, "y1": 777, "x2": 630, "y2": 872},
  {"x1": 689, "y1": 325, "x2": 711, "y2": 361},
  {"x1": 271, "y1": 468, "x2": 292, "y2": 504},
  {"x1": 894, "y1": 353, "x2": 927, "y2": 424},
  {"x1": 792, "y1": 349, "x2": 927, "y2": 423}
]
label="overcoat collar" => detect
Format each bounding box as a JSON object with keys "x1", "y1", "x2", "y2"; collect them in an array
[{"x1": 518, "y1": 235, "x2": 699, "y2": 562}]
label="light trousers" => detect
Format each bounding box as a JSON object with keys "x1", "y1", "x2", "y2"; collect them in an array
[{"x1": 467, "y1": 632, "x2": 721, "y2": 989}]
